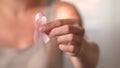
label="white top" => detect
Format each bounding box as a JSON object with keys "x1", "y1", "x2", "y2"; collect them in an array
[{"x1": 0, "y1": 1, "x2": 74, "y2": 68}]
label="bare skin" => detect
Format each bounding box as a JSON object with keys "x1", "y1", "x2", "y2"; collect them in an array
[{"x1": 0, "y1": 0, "x2": 99, "y2": 68}]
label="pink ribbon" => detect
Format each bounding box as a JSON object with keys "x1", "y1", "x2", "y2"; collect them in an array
[{"x1": 34, "y1": 13, "x2": 50, "y2": 43}]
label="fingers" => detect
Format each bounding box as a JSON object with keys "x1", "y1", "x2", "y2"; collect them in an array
[
  {"x1": 59, "y1": 44, "x2": 81, "y2": 56},
  {"x1": 57, "y1": 34, "x2": 83, "y2": 56},
  {"x1": 41, "y1": 19, "x2": 82, "y2": 34},
  {"x1": 49, "y1": 25, "x2": 84, "y2": 36},
  {"x1": 40, "y1": 19, "x2": 84, "y2": 56},
  {"x1": 57, "y1": 34, "x2": 83, "y2": 45}
]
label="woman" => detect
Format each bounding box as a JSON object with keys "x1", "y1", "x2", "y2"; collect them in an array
[{"x1": 0, "y1": 0, "x2": 99, "y2": 68}]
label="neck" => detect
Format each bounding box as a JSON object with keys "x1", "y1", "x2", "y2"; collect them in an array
[
  {"x1": 0, "y1": 0, "x2": 46, "y2": 17},
  {"x1": 0, "y1": 0, "x2": 28, "y2": 12}
]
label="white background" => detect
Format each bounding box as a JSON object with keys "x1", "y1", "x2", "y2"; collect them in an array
[{"x1": 62, "y1": 0, "x2": 120, "y2": 68}]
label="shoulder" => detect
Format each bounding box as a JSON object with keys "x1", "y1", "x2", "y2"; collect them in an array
[
  {"x1": 55, "y1": 1, "x2": 81, "y2": 19},
  {"x1": 56, "y1": 2, "x2": 76, "y2": 11}
]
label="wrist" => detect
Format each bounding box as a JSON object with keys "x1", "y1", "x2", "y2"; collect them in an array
[
  {"x1": 70, "y1": 39, "x2": 90, "y2": 68},
  {"x1": 71, "y1": 39, "x2": 88, "y2": 58}
]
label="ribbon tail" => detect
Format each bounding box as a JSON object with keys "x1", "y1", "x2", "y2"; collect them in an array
[
  {"x1": 40, "y1": 32, "x2": 50, "y2": 44},
  {"x1": 33, "y1": 31, "x2": 39, "y2": 43}
]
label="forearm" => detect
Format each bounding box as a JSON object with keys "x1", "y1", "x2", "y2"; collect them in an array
[{"x1": 71, "y1": 39, "x2": 99, "y2": 68}]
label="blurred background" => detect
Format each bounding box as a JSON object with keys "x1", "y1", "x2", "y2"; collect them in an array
[{"x1": 62, "y1": 0, "x2": 120, "y2": 68}]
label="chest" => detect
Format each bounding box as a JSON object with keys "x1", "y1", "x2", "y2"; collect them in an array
[{"x1": 0, "y1": 13, "x2": 36, "y2": 48}]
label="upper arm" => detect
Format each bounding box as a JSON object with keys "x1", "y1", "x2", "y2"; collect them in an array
[{"x1": 55, "y1": 2, "x2": 87, "y2": 37}]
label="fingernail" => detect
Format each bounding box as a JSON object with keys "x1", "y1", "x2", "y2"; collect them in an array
[{"x1": 40, "y1": 26, "x2": 46, "y2": 32}]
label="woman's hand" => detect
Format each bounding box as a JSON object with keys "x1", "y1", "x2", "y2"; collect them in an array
[{"x1": 41, "y1": 19, "x2": 84, "y2": 56}]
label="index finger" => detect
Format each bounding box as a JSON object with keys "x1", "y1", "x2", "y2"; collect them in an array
[{"x1": 41, "y1": 19, "x2": 80, "y2": 34}]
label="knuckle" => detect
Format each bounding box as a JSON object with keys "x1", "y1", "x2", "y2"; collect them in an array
[
  {"x1": 69, "y1": 34, "x2": 75, "y2": 42},
  {"x1": 80, "y1": 27, "x2": 85, "y2": 36},
  {"x1": 65, "y1": 25, "x2": 71, "y2": 33}
]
